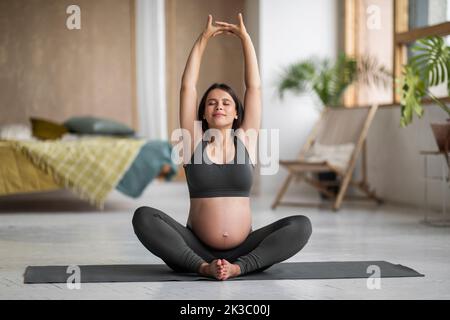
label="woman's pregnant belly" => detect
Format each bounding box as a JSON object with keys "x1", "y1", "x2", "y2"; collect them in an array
[{"x1": 187, "y1": 197, "x2": 252, "y2": 250}]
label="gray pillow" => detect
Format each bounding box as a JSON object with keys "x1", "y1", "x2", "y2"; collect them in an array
[{"x1": 64, "y1": 116, "x2": 135, "y2": 136}]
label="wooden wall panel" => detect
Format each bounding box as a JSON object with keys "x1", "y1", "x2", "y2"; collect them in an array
[{"x1": 0, "y1": 0, "x2": 137, "y2": 129}]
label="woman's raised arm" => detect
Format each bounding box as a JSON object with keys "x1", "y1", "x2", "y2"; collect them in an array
[
  {"x1": 215, "y1": 13, "x2": 261, "y2": 133},
  {"x1": 179, "y1": 15, "x2": 225, "y2": 155}
]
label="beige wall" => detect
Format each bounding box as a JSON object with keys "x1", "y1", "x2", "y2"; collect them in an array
[
  {"x1": 165, "y1": 0, "x2": 246, "y2": 139},
  {"x1": 0, "y1": 0, "x2": 137, "y2": 128},
  {"x1": 366, "y1": 103, "x2": 448, "y2": 211}
]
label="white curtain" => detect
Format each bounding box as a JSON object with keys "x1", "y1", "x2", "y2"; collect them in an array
[{"x1": 135, "y1": 0, "x2": 168, "y2": 140}]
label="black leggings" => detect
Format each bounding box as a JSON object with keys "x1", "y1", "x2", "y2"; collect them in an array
[{"x1": 132, "y1": 206, "x2": 312, "y2": 275}]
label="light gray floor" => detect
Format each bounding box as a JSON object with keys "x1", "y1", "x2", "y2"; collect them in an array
[{"x1": 1, "y1": 181, "x2": 449, "y2": 300}]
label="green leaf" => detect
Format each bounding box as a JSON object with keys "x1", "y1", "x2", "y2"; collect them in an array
[
  {"x1": 276, "y1": 53, "x2": 391, "y2": 107},
  {"x1": 398, "y1": 65, "x2": 428, "y2": 126},
  {"x1": 410, "y1": 36, "x2": 449, "y2": 89},
  {"x1": 357, "y1": 55, "x2": 392, "y2": 89},
  {"x1": 276, "y1": 60, "x2": 318, "y2": 99}
]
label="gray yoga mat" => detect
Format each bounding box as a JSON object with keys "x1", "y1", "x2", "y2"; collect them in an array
[{"x1": 24, "y1": 261, "x2": 424, "y2": 283}]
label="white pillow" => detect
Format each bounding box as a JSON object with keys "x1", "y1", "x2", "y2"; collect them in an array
[
  {"x1": 0, "y1": 124, "x2": 35, "y2": 141},
  {"x1": 303, "y1": 142, "x2": 355, "y2": 171}
]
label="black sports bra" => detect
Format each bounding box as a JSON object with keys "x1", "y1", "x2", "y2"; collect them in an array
[{"x1": 183, "y1": 135, "x2": 255, "y2": 198}]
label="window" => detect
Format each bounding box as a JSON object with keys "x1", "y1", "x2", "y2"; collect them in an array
[
  {"x1": 408, "y1": 0, "x2": 450, "y2": 29},
  {"x1": 344, "y1": 0, "x2": 450, "y2": 106},
  {"x1": 395, "y1": 0, "x2": 450, "y2": 102}
]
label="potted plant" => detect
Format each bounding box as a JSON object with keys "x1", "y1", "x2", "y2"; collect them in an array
[
  {"x1": 398, "y1": 36, "x2": 450, "y2": 154},
  {"x1": 277, "y1": 53, "x2": 391, "y2": 106},
  {"x1": 277, "y1": 53, "x2": 391, "y2": 199}
]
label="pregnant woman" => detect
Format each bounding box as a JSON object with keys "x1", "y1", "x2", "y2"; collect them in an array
[{"x1": 132, "y1": 13, "x2": 312, "y2": 280}]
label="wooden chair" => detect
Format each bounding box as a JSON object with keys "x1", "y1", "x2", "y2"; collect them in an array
[{"x1": 271, "y1": 104, "x2": 383, "y2": 211}]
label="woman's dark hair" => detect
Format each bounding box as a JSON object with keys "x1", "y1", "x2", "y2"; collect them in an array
[{"x1": 197, "y1": 83, "x2": 244, "y2": 139}]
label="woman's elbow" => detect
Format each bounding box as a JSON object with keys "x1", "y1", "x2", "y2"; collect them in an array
[
  {"x1": 180, "y1": 84, "x2": 197, "y2": 92},
  {"x1": 246, "y1": 84, "x2": 261, "y2": 90}
]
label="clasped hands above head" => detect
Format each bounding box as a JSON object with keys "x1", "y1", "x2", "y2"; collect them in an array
[{"x1": 202, "y1": 13, "x2": 249, "y2": 40}]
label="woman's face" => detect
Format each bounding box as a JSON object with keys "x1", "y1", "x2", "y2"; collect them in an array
[{"x1": 203, "y1": 89, "x2": 237, "y2": 130}]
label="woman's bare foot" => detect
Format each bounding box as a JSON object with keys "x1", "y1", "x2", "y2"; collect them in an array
[
  {"x1": 198, "y1": 259, "x2": 241, "y2": 280},
  {"x1": 198, "y1": 259, "x2": 224, "y2": 280},
  {"x1": 217, "y1": 259, "x2": 241, "y2": 280}
]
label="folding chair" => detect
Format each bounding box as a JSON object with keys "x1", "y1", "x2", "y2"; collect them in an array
[{"x1": 271, "y1": 104, "x2": 383, "y2": 211}]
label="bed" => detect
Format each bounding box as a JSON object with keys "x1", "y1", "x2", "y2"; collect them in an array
[{"x1": 0, "y1": 136, "x2": 178, "y2": 209}]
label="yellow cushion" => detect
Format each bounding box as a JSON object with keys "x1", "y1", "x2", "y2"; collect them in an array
[{"x1": 30, "y1": 117, "x2": 68, "y2": 140}]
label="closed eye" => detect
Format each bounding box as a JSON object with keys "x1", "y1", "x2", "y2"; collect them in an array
[{"x1": 208, "y1": 99, "x2": 231, "y2": 104}]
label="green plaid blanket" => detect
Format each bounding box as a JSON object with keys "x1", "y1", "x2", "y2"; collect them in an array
[{"x1": 12, "y1": 137, "x2": 146, "y2": 209}]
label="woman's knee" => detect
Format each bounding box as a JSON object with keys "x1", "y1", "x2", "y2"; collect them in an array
[
  {"x1": 286, "y1": 215, "x2": 313, "y2": 240},
  {"x1": 132, "y1": 206, "x2": 161, "y2": 230}
]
